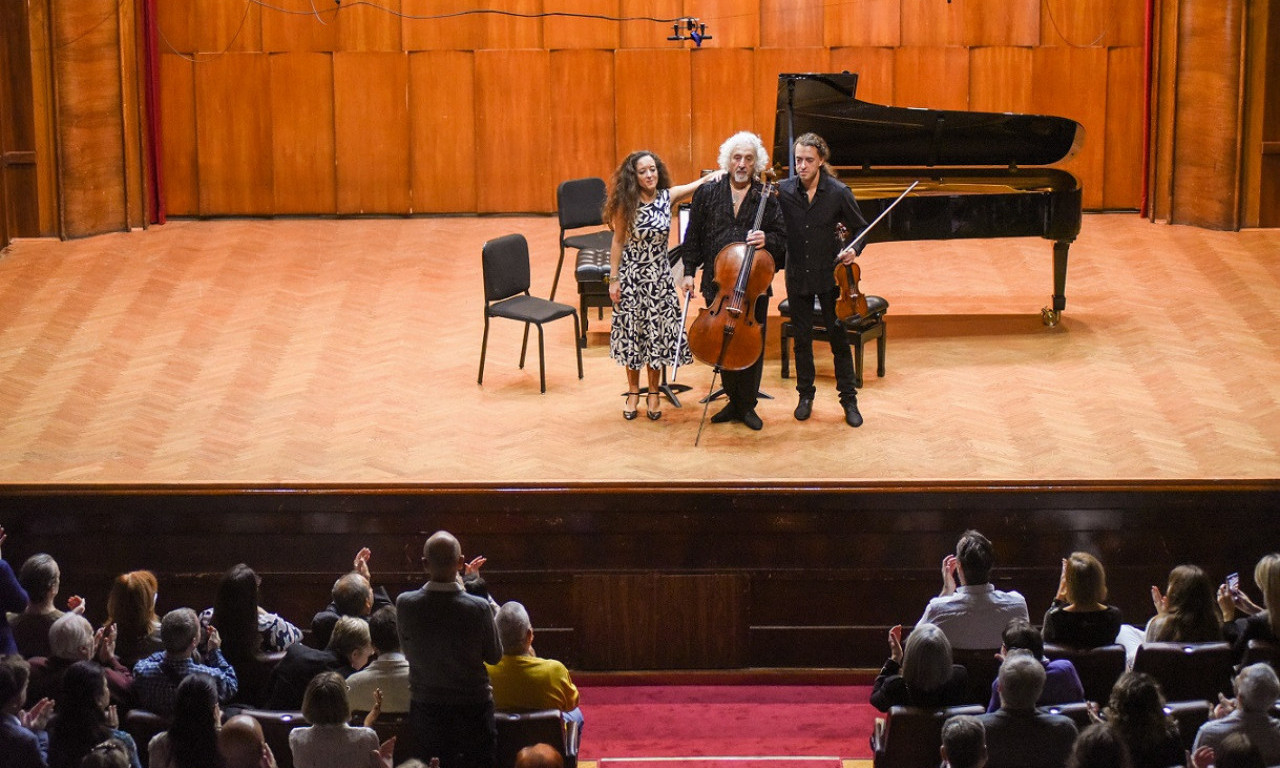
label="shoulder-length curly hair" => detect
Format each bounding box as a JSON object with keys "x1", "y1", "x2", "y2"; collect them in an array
[
  {"x1": 602, "y1": 150, "x2": 672, "y2": 239},
  {"x1": 717, "y1": 131, "x2": 769, "y2": 177}
]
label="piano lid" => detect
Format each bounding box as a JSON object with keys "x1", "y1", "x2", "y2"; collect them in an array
[{"x1": 773, "y1": 72, "x2": 1083, "y2": 169}]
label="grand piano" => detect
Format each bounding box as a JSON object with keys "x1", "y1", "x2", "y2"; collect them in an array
[{"x1": 773, "y1": 73, "x2": 1083, "y2": 325}]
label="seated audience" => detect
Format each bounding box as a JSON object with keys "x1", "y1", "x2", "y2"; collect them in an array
[
  {"x1": 218, "y1": 714, "x2": 278, "y2": 768},
  {"x1": 978, "y1": 651, "x2": 1078, "y2": 768},
  {"x1": 347, "y1": 607, "x2": 409, "y2": 715},
  {"x1": 79, "y1": 740, "x2": 134, "y2": 768},
  {"x1": 1, "y1": 654, "x2": 54, "y2": 768},
  {"x1": 1191, "y1": 663, "x2": 1280, "y2": 765},
  {"x1": 1103, "y1": 671, "x2": 1185, "y2": 768},
  {"x1": 1194, "y1": 732, "x2": 1268, "y2": 768},
  {"x1": 1042, "y1": 552, "x2": 1123, "y2": 648},
  {"x1": 9, "y1": 554, "x2": 84, "y2": 659},
  {"x1": 1220, "y1": 553, "x2": 1280, "y2": 662},
  {"x1": 46, "y1": 661, "x2": 142, "y2": 768},
  {"x1": 106, "y1": 571, "x2": 162, "y2": 669},
  {"x1": 147, "y1": 674, "x2": 221, "y2": 768},
  {"x1": 133, "y1": 608, "x2": 238, "y2": 717},
  {"x1": 513, "y1": 744, "x2": 564, "y2": 768},
  {"x1": 202, "y1": 563, "x2": 302, "y2": 657},
  {"x1": 486, "y1": 601, "x2": 582, "y2": 725},
  {"x1": 985, "y1": 619, "x2": 1084, "y2": 713},
  {"x1": 1067, "y1": 722, "x2": 1132, "y2": 768},
  {"x1": 917, "y1": 530, "x2": 1029, "y2": 650},
  {"x1": 870, "y1": 622, "x2": 968, "y2": 712},
  {"x1": 941, "y1": 714, "x2": 987, "y2": 768},
  {"x1": 311, "y1": 548, "x2": 393, "y2": 650},
  {"x1": 1146, "y1": 564, "x2": 1223, "y2": 643},
  {"x1": 288, "y1": 671, "x2": 390, "y2": 768},
  {"x1": 266, "y1": 615, "x2": 373, "y2": 710},
  {"x1": 1, "y1": 526, "x2": 32, "y2": 656},
  {"x1": 28, "y1": 614, "x2": 132, "y2": 710}
]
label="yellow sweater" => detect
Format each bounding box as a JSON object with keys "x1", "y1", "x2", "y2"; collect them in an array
[{"x1": 485, "y1": 654, "x2": 580, "y2": 712}]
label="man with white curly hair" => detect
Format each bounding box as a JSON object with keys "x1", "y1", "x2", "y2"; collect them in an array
[{"x1": 680, "y1": 131, "x2": 787, "y2": 430}]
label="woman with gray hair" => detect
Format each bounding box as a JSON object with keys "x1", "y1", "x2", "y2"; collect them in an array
[
  {"x1": 871, "y1": 622, "x2": 969, "y2": 711},
  {"x1": 27, "y1": 612, "x2": 132, "y2": 709}
]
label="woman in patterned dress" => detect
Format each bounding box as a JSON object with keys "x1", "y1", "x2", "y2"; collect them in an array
[{"x1": 603, "y1": 151, "x2": 723, "y2": 420}]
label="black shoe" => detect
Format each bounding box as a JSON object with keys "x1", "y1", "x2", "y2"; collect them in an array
[
  {"x1": 710, "y1": 403, "x2": 739, "y2": 423},
  {"x1": 843, "y1": 401, "x2": 863, "y2": 428},
  {"x1": 794, "y1": 397, "x2": 813, "y2": 421},
  {"x1": 741, "y1": 409, "x2": 763, "y2": 430},
  {"x1": 622, "y1": 391, "x2": 639, "y2": 421}
]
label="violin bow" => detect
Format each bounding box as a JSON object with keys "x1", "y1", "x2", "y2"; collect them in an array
[
  {"x1": 835, "y1": 180, "x2": 919, "y2": 262},
  {"x1": 671, "y1": 291, "x2": 692, "y2": 381}
]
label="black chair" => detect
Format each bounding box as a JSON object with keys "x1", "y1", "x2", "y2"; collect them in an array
[
  {"x1": 1243, "y1": 638, "x2": 1280, "y2": 668},
  {"x1": 551, "y1": 178, "x2": 613, "y2": 301},
  {"x1": 237, "y1": 709, "x2": 306, "y2": 768},
  {"x1": 1132, "y1": 641, "x2": 1234, "y2": 703},
  {"x1": 495, "y1": 709, "x2": 579, "y2": 768},
  {"x1": 778, "y1": 295, "x2": 888, "y2": 387},
  {"x1": 1165, "y1": 699, "x2": 1213, "y2": 752},
  {"x1": 479, "y1": 234, "x2": 583, "y2": 393},
  {"x1": 122, "y1": 709, "x2": 170, "y2": 768},
  {"x1": 951, "y1": 647, "x2": 1003, "y2": 706},
  {"x1": 871, "y1": 704, "x2": 985, "y2": 768},
  {"x1": 230, "y1": 649, "x2": 287, "y2": 708},
  {"x1": 1043, "y1": 700, "x2": 1093, "y2": 730},
  {"x1": 573, "y1": 247, "x2": 612, "y2": 346},
  {"x1": 1044, "y1": 643, "x2": 1127, "y2": 704}
]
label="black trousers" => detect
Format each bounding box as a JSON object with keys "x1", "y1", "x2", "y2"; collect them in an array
[
  {"x1": 410, "y1": 698, "x2": 496, "y2": 768},
  {"x1": 713, "y1": 292, "x2": 770, "y2": 413},
  {"x1": 789, "y1": 286, "x2": 857, "y2": 404}
]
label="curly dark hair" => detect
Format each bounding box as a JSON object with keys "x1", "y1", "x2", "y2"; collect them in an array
[
  {"x1": 1105, "y1": 672, "x2": 1180, "y2": 766},
  {"x1": 602, "y1": 151, "x2": 672, "y2": 239}
]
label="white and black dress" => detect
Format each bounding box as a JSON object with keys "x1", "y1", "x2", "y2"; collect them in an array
[{"x1": 609, "y1": 188, "x2": 691, "y2": 370}]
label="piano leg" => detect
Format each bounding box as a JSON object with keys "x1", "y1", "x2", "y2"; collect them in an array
[{"x1": 1042, "y1": 240, "x2": 1070, "y2": 326}]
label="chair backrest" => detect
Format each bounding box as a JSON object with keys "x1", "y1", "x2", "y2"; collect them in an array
[
  {"x1": 1133, "y1": 641, "x2": 1234, "y2": 702},
  {"x1": 1244, "y1": 638, "x2": 1280, "y2": 667},
  {"x1": 1043, "y1": 700, "x2": 1093, "y2": 730},
  {"x1": 232, "y1": 650, "x2": 287, "y2": 708},
  {"x1": 951, "y1": 647, "x2": 1003, "y2": 705},
  {"x1": 495, "y1": 709, "x2": 567, "y2": 768},
  {"x1": 873, "y1": 704, "x2": 984, "y2": 768},
  {"x1": 557, "y1": 178, "x2": 607, "y2": 233},
  {"x1": 122, "y1": 709, "x2": 170, "y2": 768},
  {"x1": 237, "y1": 708, "x2": 307, "y2": 768},
  {"x1": 1044, "y1": 643, "x2": 1127, "y2": 704},
  {"x1": 483, "y1": 234, "x2": 532, "y2": 303},
  {"x1": 362, "y1": 713, "x2": 415, "y2": 765}
]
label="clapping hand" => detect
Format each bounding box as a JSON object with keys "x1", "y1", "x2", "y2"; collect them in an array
[
  {"x1": 887, "y1": 625, "x2": 904, "y2": 664},
  {"x1": 21, "y1": 698, "x2": 54, "y2": 731},
  {"x1": 68, "y1": 595, "x2": 86, "y2": 615},
  {"x1": 940, "y1": 555, "x2": 960, "y2": 596},
  {"x1": 371, "y1": 736, "x2": 396, "y2": 768},
  {"x1": 363, "y1": 688, "x2": 383, "y2": 728},
  {"x1": 1151, "y1": 585, "x2": 1168, "y2": 615},
  {"x1": 465, "y1": 556, "x2": 486, "y2": 578},
  {"x1": 354, "y1": 547, "x2": 372, "y2": 581},
  {"x1": 94, "y1": 623, "x2": 118, "y2": 663}
]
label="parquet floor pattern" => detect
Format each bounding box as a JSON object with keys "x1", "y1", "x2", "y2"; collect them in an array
[{"x1": 1, "y1": 214, "x2": 1277, "y2": 484}]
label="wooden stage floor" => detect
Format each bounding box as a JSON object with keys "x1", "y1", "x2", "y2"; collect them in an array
[{"x1": 1, "y1": 214, "x2": 1277, "y2": 486}]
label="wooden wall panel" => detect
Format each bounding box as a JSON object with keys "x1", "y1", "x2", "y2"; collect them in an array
[
  {"x1": 26, "y1": 0, "x2": 58, "y2": 234},
  {"x1": 333, "y1": 52, "x2": 410, "y2": 213},
  {"x1": 619, "y1": 0, "x2": 682, "y2": 48},
  {"x1": 483, "y1": 0, "x2": 543, "y2": 49},
  {"x1": 1040, "y1": 0, "x2": 1108, "y2": 47},
  {"x1": 544, "y1": 0, "x2": 619, "y2": 49},
  {"x1": 270, "y1": 53, "x2": 336, "y2": 214},
  {"x1": 696, "y1": 0, "x2": 760, "y2": 48},
  {"x1": 2, "y1": 0, "x2": 39, "y2": 238},
  {"x1": 1148, "y1": 0, "x2": 1179, "y2": 221},
  {"x1": 409, "y1": 52, "x2": 477, "y2": 213},
  {"x1": 615, "y1": 49, "x2": 693, "y2": 183},
  {"x1": 690, "y1": 48, "x2": 756, "y2": 171},
  {"x1": 476, "y1": 50, "x2": 552, "y2": 212},
  {"x1": 262, "y1": 0, "x2": 338, "y2": 53},
  {"x1": 338, "y1": 0, "x2": 402, "y2": 52},
  {"x1": 964, "y1": 0, "x2": 1038, "y2": 46},
  {"x1": 1109, "y1": 0, "x2": 1148, "y2": 47},
  {"x1": 761, "y1": 0, "x2": 824, "y2": 48},
  {"x1": 1103, "y1": 46, "x2": 1144, "y2": 210},
  {"x1": 893, "y1": 47, "x2": 970, "y2": 111},
  {"x1": 969, "y1": 47, "x2": 1034, "y2": 113},
  {"x1": 829, "y1": 48, "x2": 895, "y2": 105},
  {"x1": 824, "y1": 0, "x2": 901, "y2": 47},
  {"x1": 190, "y1": 0, "x2": 261, "y2": 53},
  {"x1": 1032, "y1": 46, "x2": 1109, "y2": 210},
  {"x1": 155, "y1": 0, "x2": 198, "y2": 54},
  {"x1": 900, "y1": 0, "x2": 966, "y2": 46},
  {"x1": 550, "y1": 50, "x2": 616, "y2": 185},
  {"x1": 401, "y1": 0, "x2": 482, "y2": 50},
  {"x1": 753, "y1": 48, "x2": 830, "y2": 154},
  {"x1": 159, "y1": 55, "x2": 198, "y2": 216},
  {"x1": 195, "y1": 54, "x2": 273, "y2": 215}
]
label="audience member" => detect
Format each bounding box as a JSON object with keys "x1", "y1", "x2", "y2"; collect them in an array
[
  {"x1": 265, "y1": 615, "x2": 373, "y2": 710},
  {"x1": 1067, "y1": 722, "x2": 1132, "y2": 768},
  {"x1": 106, "y1": 571, "x2": 162, "y2": 669},
  {"x1": 985, "y1": 619, "x2": 1084, "y2": 713},
  {"x1": 870, "y1": 622, "x2": 968, "y2": 712},
  {"x1": 917, "y1": 530, "x2": 1029, "y2": 650},
  {"x1": 486, "y1": 602, "x2": 581, "y2": 726},
  {"x1": 218, "y1": 715, "x2": 277, "y2": 768},
  {"x1": 1192, "y1": 663, "x2": 1280, "y2": 764},
  {"x1": 132, "y1": 608, "x2": 237, "y2": 717},
  {"x1": 1, "y1": 654, "x2": 54, "y2": 768},
  {"x1": 9, "y1": 554, "x2": 84, "y2": 659},
  {"x1": 1042, "y1": 552, "x2": 1123, "y2": 648},
  {"x1": 288, "y1": 671, "x2": 390, "y2": 768},
  {"x1": 0, "y1": 526, "x2": 32, "y2": 656},
  {"x1": 1146, "y1": 564, "x2": 1223, "y2": 643},
  {"x1": 978, "y1": 651, "x2": 1078, "y2": 768},
  {"x1": 1104, "y1": 671, "x2": 1184, "y2": 768},
  {"x1": 397, "y1": 530, "x2": 501, "y2": 767},
  {"x1": 1194, "y1": 732, "x2": 1268, "y2": 768},
  {"x1": 47, "y1": 661, "x2": 141, "y2": 768},
  {"x1": 28, "y1": 614, "x2": 133, "y2": 710},
  {"x1": 513, "y1": 744, "x2": 563, "y2": 768},
  {"x1": 1220, "y1": 553, "x2": 1280, "y2": 662},
  {"x1": 147, "y1": 673, "x2": 222, "y2": 768},
  {"x1": 941, "y1": 715, "x2": 987, "y2": 768},
  {"x1": 202, "y1": 563, "x2": 302, "y2": 660},
  {"x1": 78, "y1": 740, "x2": 134, "y2": 768},
  {"x1": 347, "y1": 606, "x2": 410, "y2": 714},
  {"x1": 311, "y1": 548, "x2": 393, "y2": 650}
]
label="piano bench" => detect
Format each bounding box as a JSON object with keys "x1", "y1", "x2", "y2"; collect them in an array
[
  {"x1": 574, "y1": 248, "x2": 612, "y2": 347},
  {"x1": 779, "y1": 295, "x2": 888, "y2": 388}
]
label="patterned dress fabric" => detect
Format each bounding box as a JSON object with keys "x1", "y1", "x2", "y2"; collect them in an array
[{"x1": 609, "y1": 188, "x2": 692, "y2": 370}]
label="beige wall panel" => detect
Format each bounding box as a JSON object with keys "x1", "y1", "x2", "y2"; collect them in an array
[
  {"x1": 483, "y1": 0, "x2": 543, "y2": 49},
  {"x1": 409, "y1": 51, "x2": 477, "y2": 212},
  {"x1": 333, "y1": 52, "x2": 410, "y2": 213},
  {"x1": 893, "y1": 47, "x2": 969, "y2": 111},
  {"x1": 159, "y1": 55, "x2": 198, "y2": 217},
  {"x1": 615, "y1": 49, "x2": 693, "y2": 183},
  {"x1": 338, "y1": 0, "x2": 402, "y2": 52},
  {"x1": 476, "y1": 50, "x2": 552, "y2": 212},
  {"x1": 262, "y1": 0, "x2": 338, "y2": 53},
  {"x1": 544, "y1": 0, "x2": 619, "y2": 49},
  {"x1": 964, "y1": 0, "x2": 1038, "y2": 46},
  {"x1": 761, "y1": 0, "x2": 824, "y2": 48},
  {"x1": 691, "y1": 48, "x2": 756, "y2": 170},
  {"x1": 1032, "y1": 46, "x2": 1108, "y2": 210},
  {"x1": 900, "y1": 0, "x2": 966, "y2": 46},
  {"x1": 1103, "y1": 46, "x2": 1144, "y2": 210},
  {"x1": 825, "y1": 0, "x2": 900, "y2": 47},
  {"x1": 550, "y1": 50, "x2": 616, "y2": 183},
  {"x1": 270, "y1": 53, "x2": 336, "y2": 214},
  {"x1": 695, "y1": 0, "x2": 760, "y2": 48},
  {"x1": 191, "y1": 0, "x2": 261, "y2": 53},
  {"x1": 402, "y1": 0, "x2": 482, "y2": 50},
  {"x1": 1040, "y1": 0, "x2": 1109, "y2": 47},
  {"x1": 753, "y1": 48, "x2": 830, "y2": 153},
  {"x1": 969, "y1": 47, "x2": 1034, "y2": 113},
  {"x1": 829, "y1": 47, "x2": 896, "y2": 105},
  {"x1": 619, "y1": 0, "x2": 682, "y2": 48},
  {"x1": 195, "y1": 54, "x2": 273, "y2": 215}
]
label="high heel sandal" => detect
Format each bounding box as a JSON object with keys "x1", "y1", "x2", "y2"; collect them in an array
[
  {"x1": 622, "y1": 391, "x2": 640, "y2": 420},
  {"x1": 646, "y1": 392, "x2": 662, "y2": 421}
]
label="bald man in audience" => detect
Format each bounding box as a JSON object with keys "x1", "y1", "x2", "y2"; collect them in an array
[
  {"x1": 218, "y1": 714, "x2": 277, "y2": 768},
  {"x1": 514, "y1": 744, "x2": 563, "y2": 768}
]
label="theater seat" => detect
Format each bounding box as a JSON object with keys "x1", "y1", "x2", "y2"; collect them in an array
[
  {"x1": 237, "y1": 709, "x2": 306, "y2": 768},
  {"x1": 871, "y1": 704, "x2": 984, "y2": 768},
  {"x1": 1044, "y1": 643, "x2": 1126, "y2": 704},
  {"x1": 951, "y1": 648, "x2": 1003, "y2": 706},
  {"x1": 495, "y1": 709, "x2": 577, "y2": 768},
  {"x1": 1132, "y1": 641, "x2": 1234, "y2": 703},
  {"x1": 122, "y1": 709, "x2": 170, "y2": 768}
]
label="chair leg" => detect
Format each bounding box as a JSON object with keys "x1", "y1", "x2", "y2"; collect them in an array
[
  {"x1": 572, "y1": 313, "x2": 584, "y2": 379},
  {"x1": 579, "y1": 295, "x2": 589, "y2": 347},
  {"x1": 877, "y1": 319, "x2": 887, "y2": 378},
  {"x1": 536, "y1": 324, "x2": 547, "y2": 393},
  {"x1": 853, "y1": 331, "x2": 865, "y2": 388},
  {"x1": 550, "y1": 245, "x2": 566, "y2": 301},
  {"x1": 478, "y1": 315, "x2": 491, "y2": 385},
  {"x1": 519, "y1": 322, "x2": 531, "y2": 369}
]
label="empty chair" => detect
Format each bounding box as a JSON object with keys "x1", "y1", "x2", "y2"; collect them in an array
[
  {"x1": 495, "y1": 709, "x2": 578, "y2": 768},
  {"x1": 1132, "y1": 641, "x2": 1234, "y2": 702},
  {"x1": 479, "y1": 234, "x2": 584, "y2": 393},
  {"x1": 871, "y1": 704, "x2": 985, "y2": 768},
  {"x1": 551, "y1": 178, "x2": 613, "y2": 301},
  {"x1": 1044, "y1": 643, "x2": 1126, "y2": 704}
]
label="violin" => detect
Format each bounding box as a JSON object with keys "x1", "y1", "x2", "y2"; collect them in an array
[{"x1": 833, "y1": 222, "x2": 869, "y2": 324}]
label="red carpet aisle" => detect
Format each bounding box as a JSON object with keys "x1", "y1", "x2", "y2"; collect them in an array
[
  {"x1": 577, "y1": 686, "x2": 875, "y2": 761},
  {"x1": 599, "y1": 759, "x2": 843, "y2": 768}
]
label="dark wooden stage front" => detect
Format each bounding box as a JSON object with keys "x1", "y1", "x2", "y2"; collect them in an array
[{"x1": 1, "y1": 215, "x2": 1278, "y2": 669}]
